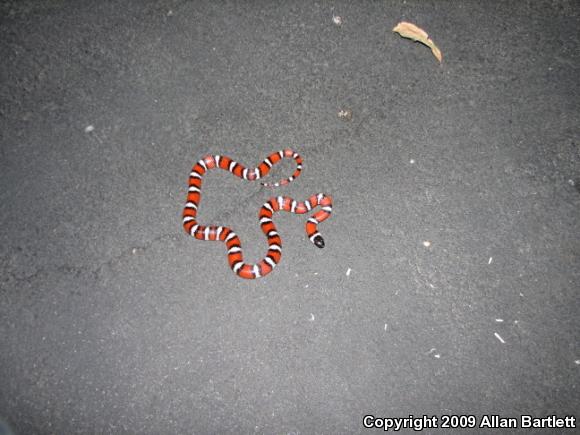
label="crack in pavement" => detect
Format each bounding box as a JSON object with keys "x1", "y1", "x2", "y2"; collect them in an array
[{"x1": 1, "y1": 184, "x2": 269, "y2": 289}]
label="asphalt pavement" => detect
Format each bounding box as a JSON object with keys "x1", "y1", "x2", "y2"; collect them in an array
[{"x1": 1, "y1": 1, "x2": 579, "y2": 434}]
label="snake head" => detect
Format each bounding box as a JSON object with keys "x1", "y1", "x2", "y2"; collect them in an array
[{"x1": 313, "y1": 235, "x2": 325, "y2": 249}]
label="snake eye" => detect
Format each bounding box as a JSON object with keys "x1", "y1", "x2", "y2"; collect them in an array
[{"x1": 313, "y1": 235, "x2": 325, "y2": 249}]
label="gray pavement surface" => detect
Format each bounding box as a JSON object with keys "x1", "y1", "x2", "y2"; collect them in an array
[{"x1": 1, "y1": 1, "x2": 579, "y2": 434}]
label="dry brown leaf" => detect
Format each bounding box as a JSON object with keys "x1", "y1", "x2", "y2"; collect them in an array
[{"x1": 393, "y1": 21, "x2": 442, "y2": 63}]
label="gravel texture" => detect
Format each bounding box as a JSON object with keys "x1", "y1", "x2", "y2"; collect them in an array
[{"x1": 1, "y1": 1, "x2": 579, "y2": 434}]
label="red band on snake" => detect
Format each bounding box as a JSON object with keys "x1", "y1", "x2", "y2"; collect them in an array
[{"x1": 182, "y1": 149, "x2": 333, "y2": 279}]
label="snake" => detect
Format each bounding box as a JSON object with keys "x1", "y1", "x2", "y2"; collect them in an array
[{"x1": 182, "y1": 149, "x2": 333, "y2": 279}]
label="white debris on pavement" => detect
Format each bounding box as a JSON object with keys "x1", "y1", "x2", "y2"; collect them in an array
[
  {"x1": 346, "y1": 268, "x2": 351, "y2": 276},
  {"x1": 488, "y1": 257, "x2": 493, "y2": 264},
  {"x1": 426, "y1": 349, "x2": 440, "y2": 358},
  {"x1": 423, "y1": 241, "x2": 431, "y2": 247},
  {"x1": 84, "y1": 125, "x2": 94, "y2": 133},
  {"x1": 410, "y1": 159, "x2": 415, "y2": 164},
  {"x1": 332, "y1": 15, "x2": 342, "y2": 25},
  {"x1": 495, "y1": 318, "x2": 504, "y2": 322},
  {"x1": 384, "y1": 323, "x2": 388, "y2": 331},
  {"x1": 337, "y1": 109, "x2": 353, "y2": 121},
  {"x1": 494, "y1": 332, "x2": 506, "y2": 344},
  {"x1": 309, "y1": 313, "x2": 315, "y2": 321}
]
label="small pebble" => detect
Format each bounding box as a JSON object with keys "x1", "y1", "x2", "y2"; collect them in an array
[
  {"x1": 338, "y1": 109, "x2": 353, "y2": 121},
  {"x1": 410, "y1": 159, "x2": 415, "y2": 164}
]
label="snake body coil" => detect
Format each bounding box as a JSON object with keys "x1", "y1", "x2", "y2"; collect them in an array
[{"x1": 182, "y1": 149, "x2": 333, "y2": 279}]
